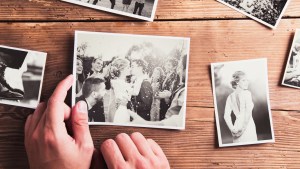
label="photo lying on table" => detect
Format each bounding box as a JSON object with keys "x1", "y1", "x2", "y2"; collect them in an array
[
  {"x1": 282, "y1": 29, "x2": 300, "y2": 89},
  {"x1": 0, "y1": 45, "x2": 47, "y2": 109},
  {"x1": 72, "y1": 31, "x2": 190, "y2": 130},
  {"x1": 211, "y1": 58, "x2": 275, "y2": 147},
  {"x1": 217, "y1": 0, "x2": 291, "y2": 29},
  {"x1": 61, "y1": 0, "x2": 159, "y2": 21}
]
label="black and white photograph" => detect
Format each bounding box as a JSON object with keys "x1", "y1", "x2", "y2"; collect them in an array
[
  {"x1": 0, "y1": 45, "x2": 47, "y2": 109},
  {"x1": 61, "y1": 0, "x2": 158, "y2": 21},
  {"x1": 217, "y1": 0, "x2": 291, "y2": 29},
  {"x1": 72, "y1": 31, "x2": 190, "y2": 129},
  {"x1": 282, "y1": 29, "x2": 300, "y2": 89},
  {"x1": 211, "y1": 58, "x2": 275, "y2": 147}
]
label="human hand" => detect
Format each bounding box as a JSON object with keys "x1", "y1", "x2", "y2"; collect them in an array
[
  {"x1": 24, "y1": 75, "x2": 94, "y2": 169},
  {"x1": 101, "y1": 132, "x2": 170, "y2": 169}
]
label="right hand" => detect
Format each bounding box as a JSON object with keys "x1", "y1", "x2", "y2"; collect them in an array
[{"x1": 100, "y1": 132, "x2": 170, "y2": 169}]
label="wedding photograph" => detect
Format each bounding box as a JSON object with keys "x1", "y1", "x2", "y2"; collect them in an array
[
  {"x1": 61, "y1": 0, "x2": 158, "y2": 21},
  {"x1": 217, "y1": 0, "x2": 291, "y2": 29},
  {"x1": 211, "y1": 58, "x2": 275, "y2": 147},
  {"x1": 72, "y1": 31, "x2": 190, "y2": 130},
  {"x1": 282, "y1": 29, "x2": 300, "y2": 89},
  {"x1": 0, "y1": 45, "x2": 47, "y2": 109}
]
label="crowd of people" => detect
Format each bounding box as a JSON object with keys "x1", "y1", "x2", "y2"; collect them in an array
[
  {"x1": 82, "y1": 0, "x2": 147, "y2": 16},
  {"x1": 224, "y1": 0, "x2": 287, "y2": 26},
  {"x1": 75, "y1": 54, "x2": 187, "y2": 127}
]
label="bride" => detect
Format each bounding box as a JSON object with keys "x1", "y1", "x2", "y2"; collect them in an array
[
  {"x1": 224, "y1": 71, "x2": 257, "y2": 143},
  {"x1": 108, "y1": 58, "x2": 133, "y2": 123}
]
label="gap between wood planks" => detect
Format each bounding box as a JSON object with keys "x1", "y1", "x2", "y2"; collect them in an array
[{"x1": 0, "y1": 16, "x2": 300, "y2": 23}]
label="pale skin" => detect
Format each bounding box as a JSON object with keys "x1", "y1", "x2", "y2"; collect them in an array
[{"x1": 24, "y1": 75, "x2": 170, "y2": 169}]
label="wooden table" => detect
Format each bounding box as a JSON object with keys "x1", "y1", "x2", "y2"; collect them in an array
[{"x1": 1, "y1": 0, "x2": 300, "y2": 168}]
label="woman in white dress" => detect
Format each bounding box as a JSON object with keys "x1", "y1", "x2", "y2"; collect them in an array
[
  {"x1": 108, "y1": 58, "x2": 133, "y2": 123},
  {"x1": 224, "y1": 71, "x2": 257, "y2": 143}
]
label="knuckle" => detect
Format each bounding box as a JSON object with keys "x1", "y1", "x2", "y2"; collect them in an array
[
  {"x1": 81, "y1": 143, "x2": 94, "y2": 154},
  {"x1": 149, "y1": 157, "x2": 160, "y2": 168},
  {"x1": 47, "y1": 98, "x2": 58, "y2": 107},
  {"x1": 73, "y1": 118, "x2": 88, "y2": 127},
  {"x1": 43, "y1": 133, "x2": 56, "y2": 146},
  {"x1": 114, "y1": 163, "x2": 127, "y2": 169},
  {"x1": 135, "y1": 158, "x2": 148, "y2": 169}
]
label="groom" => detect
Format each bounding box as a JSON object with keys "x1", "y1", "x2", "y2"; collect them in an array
[{"x1": 129, "y1": 59, "x2": 153, "y2": 121}]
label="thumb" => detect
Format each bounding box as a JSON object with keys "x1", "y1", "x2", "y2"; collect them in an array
[{"x1": 72, "y1": 101, "x2": 93, "y2": 146}]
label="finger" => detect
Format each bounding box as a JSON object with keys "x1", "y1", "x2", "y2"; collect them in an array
[
  {"x1": 101, "y1": 139, "x2": 126, "y2": 169},
  {"x1": 64, "y1": 104, "x2": 71, "y2": 120},
  {"x1": 27, "y1": 103, "x2": 47, "y2": 136},
  {"x1": 49, "y1": 75, "x2": 73, "y2": 103},
  {"x1": 147, "y1": 139, "x2": 168, "y2": 159},
  {"x1": 130, "y1": 132, "x2": 155, "y2": 157},
  {"x1": 115, "y1": 133, "x2": 141, "y2": 161},
  {"x1": 46, "y1": 75, "x2": 73, "y2": 125},
  {"x1": 71, "y1": 101, "x2": 93, "y2": 146}
]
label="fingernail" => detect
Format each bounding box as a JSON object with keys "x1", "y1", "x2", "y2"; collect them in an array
[{"x1": 78, "y1": 101, "x2": 87, "y2": 113}]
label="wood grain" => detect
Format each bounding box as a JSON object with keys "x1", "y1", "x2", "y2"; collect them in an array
[
  {"x1": 0, "y1": 0, "x2": 300, "y2": 21},
  {"x1": 0, "y1": 20, "x2": 300, "y2": 110},
  {"x1": 1, "y1": 106, "x2": 300, "y2": 168},
  {"x1": 0, "y1": 20, "x2": 300, "y2": 168}
]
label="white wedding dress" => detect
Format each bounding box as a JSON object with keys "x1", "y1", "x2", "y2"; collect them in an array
[
  {"x1": 224, "y1": 90, "x2": 258, "y2": 143},
  {"x1": 109, "y1": 79, "x2": 132, "y2": 123}
]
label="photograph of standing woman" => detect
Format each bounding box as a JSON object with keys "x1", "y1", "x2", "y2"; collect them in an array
[
  {"x1": 211, "y1": 58, "x2": 274, "y2": 147},
  {"x1": 73, "y1": 31, "x2": 190, "y2": 130}
]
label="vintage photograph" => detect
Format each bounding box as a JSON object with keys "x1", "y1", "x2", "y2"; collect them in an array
[
  {"x1": 282, "y1": 29, "x2": 300, "y2": 89},
  {"x1": 211, "y1": 58, "x2": 275, "y2": 147},
  {"x1": 61, "y1": 0, "x2": 158, "y2": 21},
  {"x1": 217, "y1": 0, "x2": 291, "y2": 29},
  {"x1": 72, "y1": 31, "x2": 190, "y2": 129},
  {"x1": 0, "y1": 45, "x2": 47, "y2": 109}
]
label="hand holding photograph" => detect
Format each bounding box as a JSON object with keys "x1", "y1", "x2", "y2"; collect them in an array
[
  {"x1": 73, "y1": 31, "x2": 190, "y2": 130},
  {"x1": 211, "y1": 58, "x2": 275, "y2": 147},
  {"x1": 217, "y1": 0, "x2": 291, "y2": 29},
  {"x1": 282, "y1": 29, "x2": 300, "y2": 89},
  {"x1": 0, "y1": 45, "x2": 47, "y2": 109},
  {"x1": 61, "y1": 0, "x2": 159, "y2": 21}
]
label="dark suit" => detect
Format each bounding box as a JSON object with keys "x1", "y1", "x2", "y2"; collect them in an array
[
  {"x1": 76, "y1": 96, "x2": 105, "y2": 122},
  {"x1": 128, "y1": 80, "x2": 153, "y2": 121}
]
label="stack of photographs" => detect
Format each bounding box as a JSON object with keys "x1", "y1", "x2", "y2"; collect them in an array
[
  {"x1": 217, "y1": 0, "x2": 291, "y2": 29},
  {"x1": 211, "y1": 58, "x2": 275, "y2": 147},
  {"x1": 72, "y1": 31, "x2": 190, "y2": 130},
  {"x1": 0, "y1": 45, "x2": 47, "y2": 109}
]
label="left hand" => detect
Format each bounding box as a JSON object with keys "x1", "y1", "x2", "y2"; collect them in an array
[{"x1": 24, "y1": 75, "x2": 94, "y2": 169}]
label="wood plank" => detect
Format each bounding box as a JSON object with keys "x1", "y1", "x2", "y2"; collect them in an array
[
  {"x1": 0, "y1": 20, "x2": 299, "y2": 110},
  {"x1": 0, "y1": 106, "x2": 299, "y2": 168},
  {"x1": 0, "y1": 0, "x2": 300, "y2": 21}
]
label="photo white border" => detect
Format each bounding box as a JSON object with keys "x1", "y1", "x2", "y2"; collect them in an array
[
  {"x1": 211, "y1": 58, "x2": 275, "y2": 147},
  {"x1": 72, "y1": 30, "x2": 190, "y2": 130},
  {"x1": 282, "y1": 29, "x2": 300, "y2": 89},
  {"x1": 0, "y1": 45, "x2": 47, "y2": 109},
  {"x1": 216, "y1": 0, "x2": 292, "y2": 29},
  {"x1": 61, "y1": 0, "x2": 159, "y2": 21}
]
